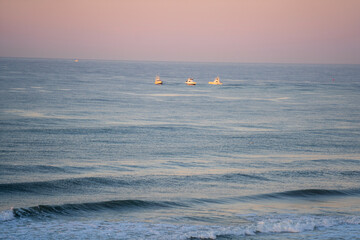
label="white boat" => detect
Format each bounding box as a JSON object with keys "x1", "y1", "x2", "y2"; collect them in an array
[{"x1": 185, "y1": 78, "x2": 196, "y2": 85}]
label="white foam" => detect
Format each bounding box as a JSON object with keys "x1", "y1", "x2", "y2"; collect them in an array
[
  {"x1": 269, "y1": 97, "x2": 290, "y2": 101},
  {"x1": 9, "y1": 88, "x2": 26, "y2": 91},
  {"x1": 0, "y1": 208, "x2": 15, "y2": 221},
  {"x1": 255, "y1": 217, "x2": 323, "y2": 233},
  {"x1": 0, "y1": 220, "x2": 249, "y2": 240},
  {"x1": 248, "y1": 214, "x2": 360, "y2": 234},
  {"x1": 1, "y1": 214, "x2": 359, "y2": 239},
  {"x1": 9, "y1": 88, "x2": 26, "y2": 92}
]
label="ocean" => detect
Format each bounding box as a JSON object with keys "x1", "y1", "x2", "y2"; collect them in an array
[{"x1": 0, "y1": 58, "x2": 359, "y2": 239}]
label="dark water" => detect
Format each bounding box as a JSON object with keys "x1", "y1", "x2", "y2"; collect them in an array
[{"x1": 1, "y1": 58, "x2": 360, "y2": 239}]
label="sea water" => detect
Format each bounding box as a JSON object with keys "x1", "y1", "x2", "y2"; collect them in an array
[{"x1": 0, "y1": 58, "x2": 359, "y2": 239}]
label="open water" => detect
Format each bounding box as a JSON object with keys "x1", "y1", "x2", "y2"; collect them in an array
[{"x1": 0, "y1": 58, "x2": 360, "y2": 239}]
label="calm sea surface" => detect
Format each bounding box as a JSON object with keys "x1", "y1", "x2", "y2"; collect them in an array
[{"x1": 1, "y1": 58, "x2": 360, "y2": 239}]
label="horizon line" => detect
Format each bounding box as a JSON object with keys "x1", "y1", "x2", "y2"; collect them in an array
[{"x1": 0, "y1": 56, "x2": 359, "y2": 66}]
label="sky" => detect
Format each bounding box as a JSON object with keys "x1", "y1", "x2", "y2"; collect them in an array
[{"x1": 0, "y1": 0, "x2": 360, "y2": 64}]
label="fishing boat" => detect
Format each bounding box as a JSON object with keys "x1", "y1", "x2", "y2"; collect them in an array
[
  {"x1": 185, "y1": 78, "x2": 196, "y2": 85},
  {"x1": 154, "y1": 75, "x2": 163, "y2": 85},
  {"x1": 208, "y1": 76, "x2": 223, "y2": 85}
]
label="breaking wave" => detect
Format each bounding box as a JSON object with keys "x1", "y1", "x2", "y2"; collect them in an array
[
  {"x1": 1, "y1": 212, "x2": 360, "y2": 239},
  {"x1": 4, "y1": 187, "x2": 359, "y2": 221}
]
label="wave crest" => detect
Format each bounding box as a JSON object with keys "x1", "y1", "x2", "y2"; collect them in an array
[{"x1": 12, "y1": 199, "x2": 186, "y2": 219}]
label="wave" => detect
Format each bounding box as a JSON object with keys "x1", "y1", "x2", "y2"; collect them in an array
[
  {"x1": 308, "y1": 158, "x2": 360, "y2": 165},
  {"x1": 190, "y1": 188, "x2": 360, "y2": 205},
  {"x1": 244, "y1": 188, "x2": 360, "y2": 202},
  {"x1": 2, "y1": 213, "x2": 360, "y2": 239},
  {"x1": 0, "y1": 164, "x2": 84, "y2": 175},
  {"x1": 7, "y1": 188, "x2": 358, "y2": 220},
  {"x1": 9, "y1": 199, "x2": 185, "y2": 219},
  {"x1": 170, "y1": 172, "x2": 270, "y2": 183},
  {"x1": 219, "y1": 172, "x2": 270, "y2": 181},
  {"x1": 0, "y1": 172, "x2": 270, "y2": 195},
  {"x1": 0, "y1": 177, "x2": 130, "y2": 194},
  {"x1": 277, "y1": 188, "x2": 356, "y2": 197}
]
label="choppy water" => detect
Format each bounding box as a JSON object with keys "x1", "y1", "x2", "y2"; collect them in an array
[{"x1": 0, "y1": 58, "x2": 360, "y2": 239}]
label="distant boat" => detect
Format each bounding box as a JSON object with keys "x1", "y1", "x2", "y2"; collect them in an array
[
  {"x1": 209, "y1": 76, "x2": 222, "y2": 85},
  {"x1": 185, "y1": 78, "x2": 196, "y2": 85},
  {"x1": 154, "y1": 75, "x2": 163, "y2": 85}
]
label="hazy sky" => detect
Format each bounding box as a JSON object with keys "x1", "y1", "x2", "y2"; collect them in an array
[{"x1": 1, "y1": 0, "x2": 359, "y2": 64}]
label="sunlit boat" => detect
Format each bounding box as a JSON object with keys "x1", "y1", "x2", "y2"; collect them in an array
[
  {"x1": 208, "y1": 76, "x2": 223, "y2": 85},
  {"x1": 154, "y1": 75, "x2": 163, "y2": 85},
  {"x1": 185, "y1": 78, "x2": 196, "y2": 85}
]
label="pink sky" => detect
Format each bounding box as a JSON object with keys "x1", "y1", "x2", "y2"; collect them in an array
[{"x1": 1, "y1": 0, "x2": 359, "y2": 64}]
